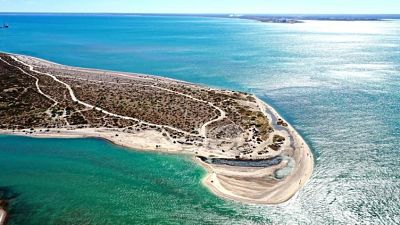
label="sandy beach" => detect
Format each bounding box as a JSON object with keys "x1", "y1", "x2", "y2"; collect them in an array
[
  {"x1": 198, "y1": 97, "x2": 314, "y2": 204},
  {"x1": 0, "y1": 97, "x2": 313, "y2": 205},
  {"x1": 0, "y1": 52, "x2": 314, "y2": 205}
]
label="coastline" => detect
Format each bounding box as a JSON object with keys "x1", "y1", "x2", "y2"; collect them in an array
[
  {"x1": 198, "y1": 96, "x2": 314, "y2": 204},
  {"x1": 0, "y1": 97, "x2": 314, "y2": 205},
  {"x1": 0, "y1": 52, "x2": 314, "y2": 205}
]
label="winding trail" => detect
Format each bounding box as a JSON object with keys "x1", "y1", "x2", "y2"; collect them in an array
[
  {"x1": 0, "y1": 57, "x2": 60, "y2": 118},
  {"x1": 54, "y1": 74, "x2": 227, "y2": 137},
  {"x1": 146, "y1": 85, "x2": 227, "y2": 137},
  {"x1": 10, "y1": 56, "x2": 227, "y2": 138},
  {"x1": 1, "y1": 53, "x2": 314, "y2": 205},
  {"x1": 0, "y1": 57, "x2": 58, "y2": 105},
  {"x1": 54, "y1": 69, "x2": 227, "y2": 137}
]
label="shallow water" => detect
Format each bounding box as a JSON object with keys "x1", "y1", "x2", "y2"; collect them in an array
[
  {"x1": 0, "y1": 135, "x2": 262, "y2": 224},
  {"x1": 0, "y1": 15, "x2": 399, "y2": 224}
]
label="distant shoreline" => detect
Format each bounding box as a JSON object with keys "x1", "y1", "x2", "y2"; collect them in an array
[{"x1": 0, "y1": 12, "x2": 399, "y2": 20}]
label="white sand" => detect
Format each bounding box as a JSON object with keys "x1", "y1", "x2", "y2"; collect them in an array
[
  {"x1": 0, "y1": 52, "x2": 314, "y2": 204},
  {"x1": 199, "y1": 97, "x2": 314, "y2": 204},
  {"x1": 0, "y1": 98, "x2": 313, "y2": 205}
]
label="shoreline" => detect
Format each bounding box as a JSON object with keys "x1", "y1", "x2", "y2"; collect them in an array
[
  {"x1": 198, "y1": 96, "x2": 314, "y2": 204},
  {"x1": 0, "y1": 97, "x2": 314, "y2": 205},
  {"x1": 0, "y1": 52, "x2": 314, "y2": 205}
]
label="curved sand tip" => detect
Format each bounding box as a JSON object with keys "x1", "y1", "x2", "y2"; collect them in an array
[
  {"x1": 0, "y1": 52, "x2": 313, "y2": 205},
  {"x1": 198, "y1": 98, "x2": 314, "y2": 205}
]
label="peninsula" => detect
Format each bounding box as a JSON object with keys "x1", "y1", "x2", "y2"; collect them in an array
[{"x1": 0, "y1": 52, "x2": 313, "y2": 204}]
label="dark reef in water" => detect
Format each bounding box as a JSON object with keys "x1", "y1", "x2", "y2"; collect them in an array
[{"x1": 0, "y1": 187, "x2": 19, "y2": 202}]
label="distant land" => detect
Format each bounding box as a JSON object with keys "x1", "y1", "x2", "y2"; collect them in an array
[
  {"x1": 0, "y1": 52, "x2": 313, "y2": 205},
  {"x1": 226, "y1": 14, "x2": 400, "y2": 23},
  {"x1": 1, "y1": 13, "x2": 400, "y2": 25}
]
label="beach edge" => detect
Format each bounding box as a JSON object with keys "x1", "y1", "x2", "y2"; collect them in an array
[{"x1": 0, "y1": 96, "x2": 314, "y2": 205}]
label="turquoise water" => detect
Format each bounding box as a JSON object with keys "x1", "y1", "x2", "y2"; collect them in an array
[
  {"x1": 0, "y1": 15, "x2": 399, "y2": 224},
  {"x1": 0, "y1": 136, "x2": 260, "y2": 224}
]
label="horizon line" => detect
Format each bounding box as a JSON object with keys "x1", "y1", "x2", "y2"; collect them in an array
[{"x1": 1, "y1": 12, "x2": 400, "y2": 15}]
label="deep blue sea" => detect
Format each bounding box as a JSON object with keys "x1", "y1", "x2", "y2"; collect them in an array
[{"x1": 0, "y1": 14, "x2": 399, "y2": 224}]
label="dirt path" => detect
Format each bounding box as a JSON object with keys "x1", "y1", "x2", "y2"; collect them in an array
[{"x1": 10, "y1": 56, "x2": 227, "y2": 138}]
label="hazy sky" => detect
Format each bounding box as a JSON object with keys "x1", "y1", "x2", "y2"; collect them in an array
[{"x1": 1, "y1": 0, "x2": 399, "y2": 14}]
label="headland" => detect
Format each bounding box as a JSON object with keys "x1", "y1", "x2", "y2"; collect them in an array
[{"x1": 0, "y1": 52, "x2": 313, "y2": 204}]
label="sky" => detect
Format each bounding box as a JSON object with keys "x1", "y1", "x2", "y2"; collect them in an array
[{"x1": 0, "y1": 0, "x2": 399, "y2": 14}]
